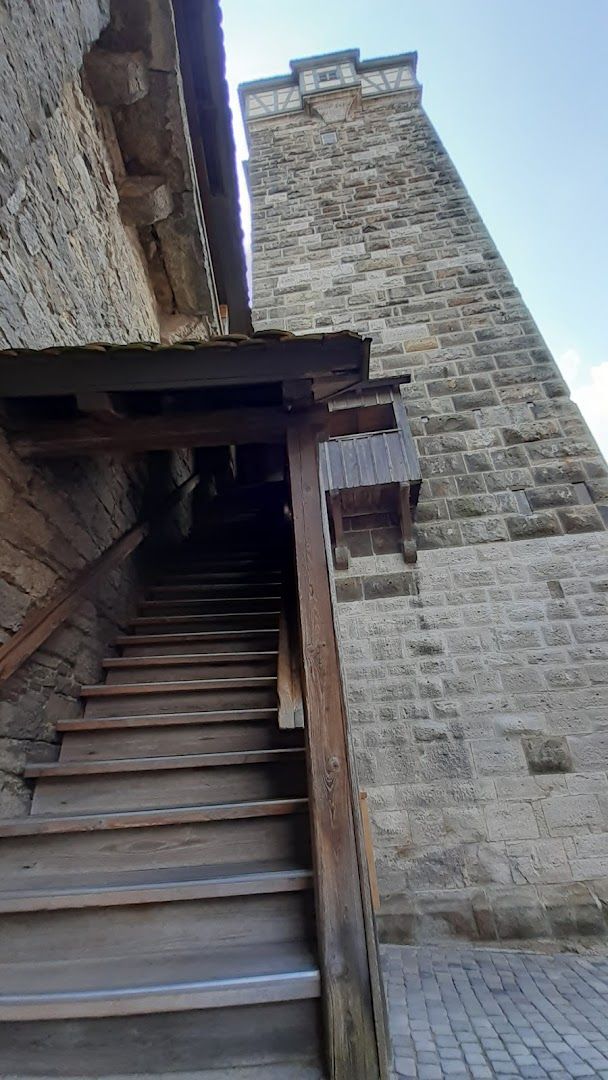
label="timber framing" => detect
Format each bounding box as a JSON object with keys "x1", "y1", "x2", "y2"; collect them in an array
[{"x1": 0, "y1": 333, "x2": 369, "y2": 398}]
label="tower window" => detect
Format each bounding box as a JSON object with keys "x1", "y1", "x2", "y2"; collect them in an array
[
  {"x1": 321, "y1": 131, "x2": 337, "y2": 145},
  {"x1": 318, "y1": 68, "x2": 339, "y2": 83}
]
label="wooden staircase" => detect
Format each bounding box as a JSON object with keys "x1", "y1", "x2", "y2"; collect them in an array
[{"x1": 0, "y1": 502, "x2": 326, "y2": 1077}]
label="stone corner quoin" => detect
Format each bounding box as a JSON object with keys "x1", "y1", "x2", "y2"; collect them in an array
[{"x1": 241, "y1": 48, "x2": 608, "y2": 945}]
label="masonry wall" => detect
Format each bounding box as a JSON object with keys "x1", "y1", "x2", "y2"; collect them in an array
[
  {"x1": 0, "y1": 3, "x2": 183, "y2": 813},
  {"x1": 247, "y1": 81, "x2": 608, "y2": 941}
]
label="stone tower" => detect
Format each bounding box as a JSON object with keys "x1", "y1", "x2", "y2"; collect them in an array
[{"x1": 240, "y1": 51, "x2": 608, "y2": 943}]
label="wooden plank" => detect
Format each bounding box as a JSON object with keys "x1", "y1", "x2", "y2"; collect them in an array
[
  {"x1": 57, "y1": 708, "x2": 279, "y2": 732},
  {"x1": 0, "y1": 337, "x2": 367, "y2": 397},
  {"x1": 0, "y1": 525, "x2": 146, "y2": 686},
  {"x1": 359, "y1": 792, "x2": 380, "y2": 914},
  {"x1": 26, "y1": 747, "x2": 305, "y2": 778},
  {"x1": 0, "y1": 865, "x2": 314, "y2": 912},
  {"x1": 277, "y1": 609, "x2": 304, "y2": 730},
  {"x1": 286, "y1": 417, "x2": 381, "y2": 1080},
  {"x1": 0, "y1": 942, "x2": 321, "y2": 1020},
  {"x1": 80, "y1": 677, "x2": 277, "y2": 698},
  {"x1": 13, "y1": 407, "x2": 288, "y2": 458},
  {"x1": 0, "y1": 797, "x2": 309, "y2": 837}
]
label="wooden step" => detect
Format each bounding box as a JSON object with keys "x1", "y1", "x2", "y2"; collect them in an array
[
  {"x1": 27, "y1": 747, "x2": 304, "y2": 779},
  {"x1": 31, "y1": 760, "x2": 307, "y2": 815},
  {"x1": 148, "y1": 582, "x2": 283, "y2": 597},
  {"x1": 1, "y1": 812, "x2": 312, "y2": 886},
  {"x1": 0, "y1": 798, "x2": 308, "y2": 837},
  {"x1": 57, "y1": 717, "x2": 301, "y2": 762},
  {"x1": 156, "y1": 570, "x2": 282, "y2": 584},
  {"x1": 58, "y1": 707, "x2": 279, "y2": 731},
  {"x1": 138, "y1": 597, "x2": 281, "y2": 615},
  {"x1": 103, "y1": 652, "x2": 277, "y2": 683},
  {"x1": 117, "y1": 629, "x2": 279, "y2": 656},
  {"x1": 0, "y1": 999, "x2": 322, "y2": 1076},
  {"x1": 81, "y1": 678, "x2": 277, "y2": 718},
  {"x1": 0, "y1": 863, "x2": 313, "y2": 912},
  {"x1": 0, "y1": 942, "x2": 320, "y2": 1020},
  {"x1": 0, "y1": 889, "x2": 315, "y2": 965},
  {"x1": 131, "y1": 612, "x2": 280, "y2": 631}
]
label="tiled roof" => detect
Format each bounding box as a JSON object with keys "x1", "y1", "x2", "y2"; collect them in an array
[{"x1": 0, "y1": 330, "x2": 365, "y2": 358}]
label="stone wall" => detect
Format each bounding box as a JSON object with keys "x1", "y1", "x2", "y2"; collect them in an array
[
  {"x1": 0, "y1": 443, "x2": 193, "y2": 816},
  {"x1": 0, "y1": 3, "x2": 195, "y2": 812},
  {"x1": 248, "y1": 87, "x2": 607, "y2": 545},
  {"x1": 244, "y1": 60, "x2": 608, "y2": 940},
  {"x1": 337, "y1": 533, "x2": 608, "y2": 942},
  {"x1": 0, "y1": 0, "x2": 160, "y2": 347}
]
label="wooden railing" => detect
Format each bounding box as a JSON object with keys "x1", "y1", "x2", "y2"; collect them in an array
[
  {"x1": 287, "y1": 417, "x2": 391, "y2": 1080},
  {"x1": 0, "y1": 473, "x2": 199, "y2": 686}
]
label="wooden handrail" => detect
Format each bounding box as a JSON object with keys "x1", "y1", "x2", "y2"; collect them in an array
[
  {"x1": 287, "y1": 417, "x2": 388, "y2": 1080},
  {"x1": 0, "y1": 473, "x2": 199, "y2": 686}
]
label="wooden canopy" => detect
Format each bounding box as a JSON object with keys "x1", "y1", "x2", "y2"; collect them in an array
[{"x1": 2, "y1": 331, "x2": 371, "y2": 458}]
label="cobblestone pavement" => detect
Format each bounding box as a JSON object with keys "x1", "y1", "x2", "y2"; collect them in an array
[{"x1": 382, "y1": 945, "x2": 608, "y2": 1079}]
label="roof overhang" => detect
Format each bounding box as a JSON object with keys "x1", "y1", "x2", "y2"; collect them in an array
[{"x1": 0, "y1": 332, "x2": 369, "y2": 399}]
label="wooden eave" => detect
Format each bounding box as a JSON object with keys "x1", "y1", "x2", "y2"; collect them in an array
[{"x1": 0, "y1": 332, "x2": 369, "y2": 399}]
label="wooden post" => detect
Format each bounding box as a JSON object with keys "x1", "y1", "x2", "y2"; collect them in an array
[{"x1": 287, "y1": 417, "x2": 382, "y2": 1080}]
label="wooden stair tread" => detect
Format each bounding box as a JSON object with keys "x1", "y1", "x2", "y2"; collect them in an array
[
  {"x1": 0, "y1": 942, "x2": 320, "y2": 1020},
  {"x1": 26, "y1": 747, "x2": 305, "y2": 778},
  {"x1": 131, "y1": 613, "x2": 280, "y2": 626},
  {"x1": 0, "y1": 798, "x2": 308, "y2": 836},
  {"x1": 57, "y1": 708, "x2": 279, "y2": 731},
  {"x1": 103, "y1": 651, "x2": 278, "y2": 669},
  {"x1": 81, "y1": 677, "x2": 277, "y2": 697},
  {"x1": 0, "y1": 862, "x2": 313, "y2": 912},
  {"x1": 115, "y1": 630, "x2": 279, "y2": 646},
  {"x1": 141, "y1": 597, "x2": 281, "y2": 607}
]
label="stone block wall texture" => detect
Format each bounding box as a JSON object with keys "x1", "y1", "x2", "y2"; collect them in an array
[
  {"x1": 245, "y1": 64, "x2": 608, "y2": 940},
  {"x1": 0, "y1": 3, "x2": 190, "y2": 812},
  {"x1": 0, "y1": 0, "x2": 159, "y2": 348}
]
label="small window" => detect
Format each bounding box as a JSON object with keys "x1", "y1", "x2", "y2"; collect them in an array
[
  {"x1": 321, "y1": 131, "x2": 337, "y2": 145},
  {"x1": 318, "y1": 68, "x2": 339, "y2": 83}
]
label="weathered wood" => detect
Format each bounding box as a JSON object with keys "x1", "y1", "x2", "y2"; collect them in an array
[
  {"x1": 287, "y1": 418, "x2": 381, "y2": 1080},
  {"x1": 0, "y1": 475, "x2": 200, "y2": 686},
  {"x1": 0, "y1": 865, "x2": 314, "y2": 913},
  {"x1": 398, "y1": 481, "x2": 417, "y2": 564},
  {"x1": 359, "y1": 792, "x2": 380, "y2": 914},
  {"x1": 0, "y1": 336, "x2": 368, "y2": 397},
  {"x1": 14, "y1": 408, "x2": 289, "y2": 458},
  {"x1": 277, "y1": 609, "x2": 304, "y2": 730},
  {"x1": 0, "y1": 797, "x2": 309, "y2": 837},
  {"x1": 26, "y1": 747, "x2": 305, "y2": 778},
  {"x1": 327, "y1": 490, "x2": 349, "y2": 570}
]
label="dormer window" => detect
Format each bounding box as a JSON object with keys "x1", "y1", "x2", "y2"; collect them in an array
[{"x1": 318, "y1": 68, "x2": 339, "y2": 83}]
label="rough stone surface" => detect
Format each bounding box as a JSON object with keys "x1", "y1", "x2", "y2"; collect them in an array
[
  {"x1": 383, "y1": 943, "x2": 608, "y2": 1079},
  {"x1": 335, "y1": 533, "x2": 608, "y2": 941},
  {"x1": 245, "y1": 58, "x2": 608, "y2": 942},
  {"x1": 247, "y1": 75, "x2": 607, "y2": 544},
  {"x1": 0, "y1": 442, "x2": 193, "y2": 815},
  {"x1": 0, "y1": 3, "x2": 161, "y2": 348},
  {"x1": 0, "y1": 1, "x2": 207, "y2": 816}
]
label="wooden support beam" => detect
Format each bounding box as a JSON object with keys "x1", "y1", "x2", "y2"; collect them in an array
[
  {"x1": 12, "y1": 408, "x2": 289, "y2": 458},
  {"x1": 0, "y1": 338, "x2": 368, "y2": 398},
  {"x1": 287, "y1": 417, "x2": 384, "y2": 1080}
]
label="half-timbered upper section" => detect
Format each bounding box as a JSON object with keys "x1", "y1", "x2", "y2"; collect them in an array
[{"x1": 239, "y1": 49, "x2": 421, "y2": 126}]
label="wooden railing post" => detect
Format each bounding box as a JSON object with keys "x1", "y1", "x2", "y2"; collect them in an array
[{"x1": 287, "y1": 417, "x2": 384, "y2": 1080}]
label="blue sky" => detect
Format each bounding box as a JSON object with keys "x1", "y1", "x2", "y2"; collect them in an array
[{"x1": 221, "y1": 0, "x2": 608, "y2": 457}]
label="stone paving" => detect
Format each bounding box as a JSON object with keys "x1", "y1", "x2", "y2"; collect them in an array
[{"x1": 383, "y1": 945, "x2": 608, "y2": 1079}]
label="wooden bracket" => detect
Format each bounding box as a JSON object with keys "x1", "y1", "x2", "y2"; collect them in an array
[
  {"x1": 328, "y1": 490, "x2": 350, "y2": 570},
  {"x1": 398, "y1": 482, "x2": 417, "y2": 564}
]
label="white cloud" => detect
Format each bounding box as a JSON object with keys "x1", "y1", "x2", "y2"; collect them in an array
[{"x1": 557, "y1": 349, "x2": 608, "y2": 463}]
